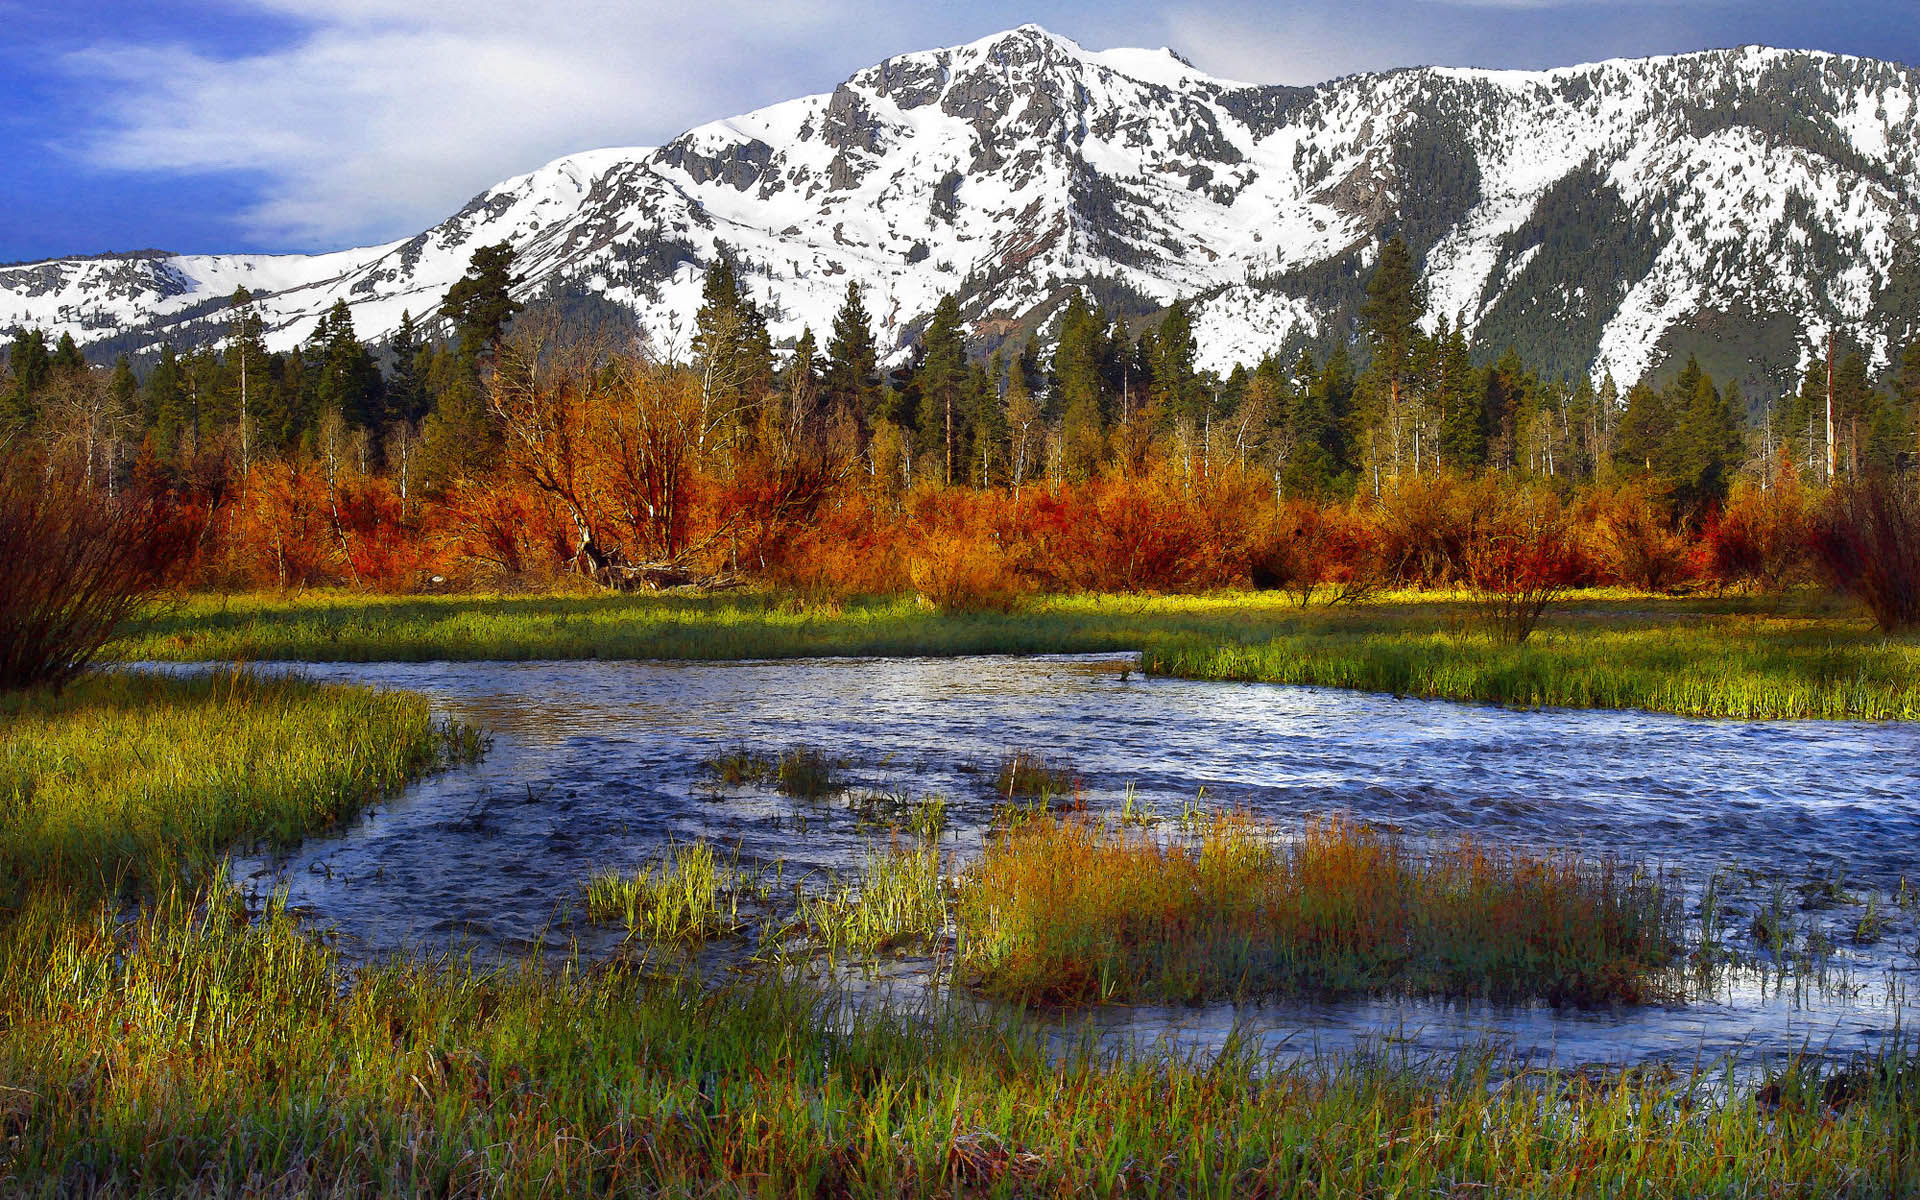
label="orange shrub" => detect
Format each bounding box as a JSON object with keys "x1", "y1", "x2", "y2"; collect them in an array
[
  {"x1": 1701, "y1": 478, "x2": 1812, "y2": 593},
  {"x1": 1582, "y1": 483, "x2": 1695, "y2": 592},
  {"x1": 1368, "y1": 471, "x2": 1497, "y2": 586}
]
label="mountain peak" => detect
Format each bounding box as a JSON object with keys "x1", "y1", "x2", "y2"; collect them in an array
[{"x1": 4, "y1": 33, "x2": 1917, "y2": 396}]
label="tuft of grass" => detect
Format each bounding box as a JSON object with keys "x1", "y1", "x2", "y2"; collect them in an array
[
  {"x1": 955, "y1": 815, "x2": 1682, "y2": 1007},
  {"x1": 800, "y1": 842, "x2": 946, "y2": 959},
  {"x1": 848, "y1": 789, "x2": 949, "y2": 840},
  {"x1": 994, "y1": 751, "x2": 1077, "y2": 800},
  {"x1": 704, "y1": 745, "x2": 843, "y2": 798},
  {"x1": 582, "y1": 842, "x2": 765, "y2": 944},
  {"x1": 704, "y1": 746, "x2": 769, "y2": 785}
]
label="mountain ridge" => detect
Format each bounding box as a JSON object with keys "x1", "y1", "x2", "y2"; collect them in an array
[{"x1": 4, "y1": 26, "x2": 1917, "y2": 394}]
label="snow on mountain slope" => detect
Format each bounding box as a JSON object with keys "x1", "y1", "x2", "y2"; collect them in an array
[{"x1": 5, "y1": 26, "x2": 1918, "y2": 390}]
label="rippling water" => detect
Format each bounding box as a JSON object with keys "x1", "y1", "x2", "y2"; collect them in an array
[{"x1": 213, "y1": 655, "x2": 1920, "y2": 1068}]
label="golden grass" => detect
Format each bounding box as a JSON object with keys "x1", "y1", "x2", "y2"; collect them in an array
[{"x1": 956, "y1": 815, "x2": 1682, "y2": 1007}]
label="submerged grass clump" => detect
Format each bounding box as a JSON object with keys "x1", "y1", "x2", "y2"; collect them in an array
[
  {"x1": 583, "y1": 842, "x2": 766, "y2": 944},
  {"x1": 848, "y1": 789, "x2": 949, "y2": 840},
  {"x1": 956, "y1": 815, "x2": 1681, "y2": 1007},
  {"x1": 703, "y1": 745, "x2": 843, "y2": 798},
  {"x1": 993, "y1": 751, "x2": 1078, "y2": 800}
]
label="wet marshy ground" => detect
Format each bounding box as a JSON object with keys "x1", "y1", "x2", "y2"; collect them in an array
[{"x1": 211, "y1": 654, "x2": 1920, "y2": 1070}]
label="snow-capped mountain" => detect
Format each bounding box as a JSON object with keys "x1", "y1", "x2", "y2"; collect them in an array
[{"x1": 5, "y1": 25, "x2": 1918, "y2": 390}]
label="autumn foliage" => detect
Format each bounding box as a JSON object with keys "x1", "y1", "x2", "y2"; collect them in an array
[
  {"x1": 1810, "y1": 476, "x2": 1920, "y2": 632},
  {"x1": 0, "y1": 454, "x2": 201, "y2": 690},
  {"x1": 23, "y1": 325, "x2": 1907, "y2": 628}
]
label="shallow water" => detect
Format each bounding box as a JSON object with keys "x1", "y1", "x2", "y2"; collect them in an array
[{"x1": 214, "y1": 654, "x2": 1920, "y2": 1069}]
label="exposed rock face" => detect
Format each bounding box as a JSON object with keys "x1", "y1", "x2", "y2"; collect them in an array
[{"x1": 5, "y1": 24, "x2": 1919, "y2": 389}]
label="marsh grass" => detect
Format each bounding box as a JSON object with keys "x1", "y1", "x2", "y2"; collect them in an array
[
  {"x1": 955, "y1": 815, "x2": 1682, "y2": 1007},
  {"x1": 7, "y1": 883, "x2": 1918, "y2": 1196},
  {"x1": 2, "y1": 672, "x2": 1918, "y2": 1193},
  {"x1": 119, "y1": 588, "x2": 1920, "y2": 721},
  {"x1": 582, "y1": 842, "x2": 769, "y2": 944},
  {"x1": 1149, "y1": 618, "x2": 1920, "y2": 720},
  {"x1": 703, "y1": 745, "x2": 843, "y2": 798},
  {"x1": 799, "y1": 842, "x2": 946, "y2": 958},
  {"x1": 0, "y1": 669, "x2": 480, "y2": 910},
  {"x1": 993, "y1": 750, "x2": 1078, "y2": 800}
]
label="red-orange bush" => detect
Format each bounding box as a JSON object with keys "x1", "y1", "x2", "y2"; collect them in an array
[
  {"x1": 1583, "y1": 484, "x2": 1695, "y2": 593},
  {"x1": 0, "y1": 456, "x2": 201, "y2": 690},
  {"x1": 1463, "y1": 489, "x2": 1585, "y2": 644},
  {"x1": 1810, "y1": 477, "x2": 1920, "y2": 632},
  {"x1": 1368, "y1": 472, "x2": 1496, "y2": 586},
  {"x1": 1701, "y1": 478, "x2": 1812, "y2": 593}
]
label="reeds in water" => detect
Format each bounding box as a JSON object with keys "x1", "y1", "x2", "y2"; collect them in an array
[
  {"x1": 583, "y1": 841, "x2": 766, "y2": 944},
  {"x1": 955, "y1": 814, "x2": 1682, "y2": 1007}
]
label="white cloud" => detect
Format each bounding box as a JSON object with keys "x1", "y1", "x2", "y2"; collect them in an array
[{"x1": 61, "y1": 0, "x2": 916, "y2": 249}]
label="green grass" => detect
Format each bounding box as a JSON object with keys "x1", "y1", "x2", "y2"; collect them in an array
[
  {"x1": 582, "y1": 842, "x2": 765, "y2": 945},
  {"x1": 116, "y1": 587, "x2": 1920, "y2": 721},
  {"x1": 6, "y1": 885, "x2": 1917, "y2": 1196},
  {"x1": 799, "y1": 841, "x2": 947, "y2": 958},
  {"x1": 955, "y1": 815, "x2": 1683, "y2": 1007},
  {"x1": 0, "y1": 670, "x2": 480, "y2": 911},
  {"x1": 2, "y1": 669, "x2": 1917, "y2": 1193},
  {"x1": 1150, "y1": 618, "x2": 1920, "y2": 721}
]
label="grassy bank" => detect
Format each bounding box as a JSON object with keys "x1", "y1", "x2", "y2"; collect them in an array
[
  {"x1": 1147, "y1": 617, "x2": 1920, "y2": 721},
  {"x1": 120, "y1": 587, "x2": 1920, "y2": 720},
  {"x1": 0, "y1": 670, "x2": 481, "y2": 910},
  {"x1": 2, "y1": 673, "x2": 1916, "y2": 1193}
]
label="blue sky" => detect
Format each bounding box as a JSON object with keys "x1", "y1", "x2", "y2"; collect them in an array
[{"x1": 3, "y1": 0, "x2": 1916, "y2": 263}]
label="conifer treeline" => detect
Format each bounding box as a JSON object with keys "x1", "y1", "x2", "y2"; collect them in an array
[{"x1": 1, "y1": 236, "x2": 1916, "y2": 593}]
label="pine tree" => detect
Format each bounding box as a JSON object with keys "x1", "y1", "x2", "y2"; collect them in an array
[
  {"x1": 1435, "y1": 326, "x2": 1483, "y2": 469},
  {"x1": 1052, "y1": 294, "x2": 1108, "y2": 480},
  {"x1": 50, "y1": 332, "x2": 86, "y2": 374},
  {"x1": 1360, "y1": 235, "x2": 1426, "y2": 476},
  {"x1": 3, "y1": 328, "x2": 50, "y2": 433},
  {"x1": 442, "y1": 242, "x2": 523, "y2": 361},
  {"x1": 1281, "y1": 347, "x2": 1356, "y2": 498},
  {"x1": 824, "y1": 281, "x2": 880, "y2": 431},
  {"x1": 913, "y1": 295, "x2": 968, "y2": 485},
  {"x1": 1483, "y1": 348, "x2": 1530, "y2": 471},
  {"x1": 1898, "y1": 339, "x2": 1920, "y2": 483},
  {"x1": 144, "y1": 345, "x2": 190, "y2": 460},
  {"x1": 386, "y1": 310, "x2": 431, "y2": 427},
  {"x1": 1150, "y1": 301, "x2": 1202, "y2": 427},
  {"x1": 691, "y1": 258, "x2": 776, "y2": 442},
  {"x1": 422, "y1": 244, "x2": 520, "y2": 483},
  {"x1": 1616, "y1": 381, "x2": 1670, "y2": 478},
  {"x1": 311, "y1": 301, "x2": 385, "y2": 454}
]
